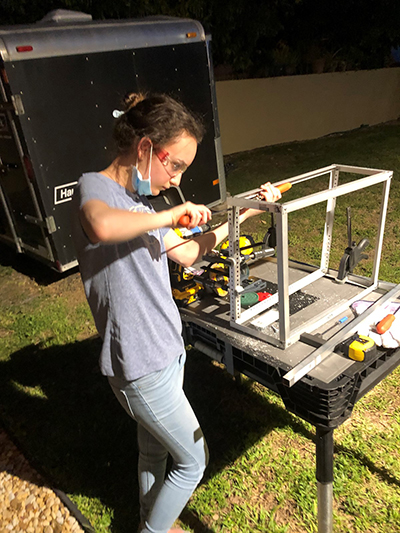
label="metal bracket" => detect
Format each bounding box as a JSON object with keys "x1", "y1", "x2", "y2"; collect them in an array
[
  {"x1": 11, "y1": 95, "x2": 25, "y2": 116},
  {"x1": 24, "y1": 214, "x2": 57, "y2": 234}
]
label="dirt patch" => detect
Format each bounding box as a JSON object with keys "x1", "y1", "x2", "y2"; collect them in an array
[
  {"x1": 45, "y1": 272, "x2": 87, "y2": 310},
  {"x1": 0, "y1": 268, "x2": 43, "y2": 308},
  {"x1": 0, "y1": 242, "x2": 87, "y2": 311}
]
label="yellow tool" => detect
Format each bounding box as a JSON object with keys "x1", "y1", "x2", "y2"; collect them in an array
[
  {"x1": 337, "y1": 334, "x2": 377, "y2": 362},
  {"x1": 169, "y1": 260, "x2": 203, "y2": 307}
]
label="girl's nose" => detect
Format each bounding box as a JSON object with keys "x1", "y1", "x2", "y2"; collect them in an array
[{"x1": 170, "y1": 173, "x2": 182, "y2": 187}]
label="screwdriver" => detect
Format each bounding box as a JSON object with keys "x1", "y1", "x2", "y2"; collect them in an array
[
  {"x1": 178, "y1": 182, "x2": 292, "y2": 227},
  {"x1": 274, "y1": 182, "x2": 292, "y2": 193},
  {"x1": 321, "y1": 316, "x2": 348, "y2": 336},
  {"x1": 376, "y1": 309, "x2": 399, "y2": 334}
]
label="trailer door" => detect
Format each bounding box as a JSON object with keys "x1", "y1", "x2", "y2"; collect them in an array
[{"x1": 0, "y1": 63, "x2": 54, "y2": 261}]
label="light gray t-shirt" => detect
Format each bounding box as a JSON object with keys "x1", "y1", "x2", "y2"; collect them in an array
[{"x1": 71, "y1": 172, "x2": 184, "y2": 380}]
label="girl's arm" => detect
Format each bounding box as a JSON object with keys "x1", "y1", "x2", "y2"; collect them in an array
[
  {"x1": 165, "y1": 182, "x2": 281, "y2": 267},
  {"x1": 80, "y1": 198, "x2": 211, "y2": 244}
]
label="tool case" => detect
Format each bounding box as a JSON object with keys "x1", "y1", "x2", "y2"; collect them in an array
[{"x1": 0, "y1": 9, "x2": 225, "y2": 271}]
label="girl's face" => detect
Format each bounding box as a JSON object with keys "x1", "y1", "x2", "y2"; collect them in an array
[{"x1": 138, "y1": 132, "x2": 198, "y2": 196}]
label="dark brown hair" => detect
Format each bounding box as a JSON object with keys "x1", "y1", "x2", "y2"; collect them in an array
[{"x1": 113, "y1": 93, "x2": 205, "y2": 155}]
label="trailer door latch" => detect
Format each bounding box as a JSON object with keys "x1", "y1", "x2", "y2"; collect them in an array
[
  {"x1": 11, "y1": 95, "x2": 25, "y2": 115},
  {"x1": 24, "y1": 214, "x2": 57, "y2": 234}
]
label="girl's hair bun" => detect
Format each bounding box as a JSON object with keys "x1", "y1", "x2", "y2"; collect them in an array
[
  {"x1": 113, "y1": 92, "x2": 205, "y2": 155},
  {"x1": 123, "y1": 92, "x2": 147, "y2": 112}
]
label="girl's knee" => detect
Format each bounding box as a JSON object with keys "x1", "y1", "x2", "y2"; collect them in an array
[
  {"x1": 203, "y1": 439, "x2": 210, "y2": 470},
  {"x1": 190, "y1": 438, "x2": 209, "y2": 482},
  {"x1": 193, "y1": 434, "x2": 209, "y2": 472}
]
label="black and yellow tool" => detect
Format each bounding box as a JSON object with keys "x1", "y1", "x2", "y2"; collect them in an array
[
  {"x1": 336, "y1": 334, "x2": 377, "y2": 362},
  {"x1": 169, "y1": 260, "x2": 203, "y2": 307}
]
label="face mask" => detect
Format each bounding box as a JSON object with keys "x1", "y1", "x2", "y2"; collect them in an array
[{"x1": 132, "y1": 144, "x2": 153, "y2": 196}]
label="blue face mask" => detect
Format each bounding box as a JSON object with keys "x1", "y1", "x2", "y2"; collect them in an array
[
  {"x1": 132, "y1": 166, "x2": 152, "y2": 196},
  {"x1": 132, "y1": 144, "x2": 153, "y2": 196}
]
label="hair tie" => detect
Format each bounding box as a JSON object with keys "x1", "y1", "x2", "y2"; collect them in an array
[{"x1": 112, "y1": 109, "x2": 124, "y2": 118}]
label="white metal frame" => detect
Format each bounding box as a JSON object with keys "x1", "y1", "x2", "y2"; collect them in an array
[{"x1": 227, "y1": 164, "x2": 393, "y2": 349}]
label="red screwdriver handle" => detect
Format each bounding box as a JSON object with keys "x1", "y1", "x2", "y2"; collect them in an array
[
  {"x1": 178, "y1": 214, "x2": 191, "y2": 227},
  {"x1": 376, "y1": 313, "x2": 396, "y2": 334}
]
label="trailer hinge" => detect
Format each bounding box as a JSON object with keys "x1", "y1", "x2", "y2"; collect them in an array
[
  {"x1": 11, "y1": 95, "x2": 25, "y2": 115},
  {"x1": 24, "y1": 214, "x2": 57, "y2": 234}
]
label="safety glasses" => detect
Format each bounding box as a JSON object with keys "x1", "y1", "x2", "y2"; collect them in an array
[{"x1": 156, "y1": 148, "x2": 188, "y2": 178}]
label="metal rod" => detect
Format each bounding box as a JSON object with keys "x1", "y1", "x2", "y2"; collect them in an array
[
  {"x1": 282, "y1": 283, "x2": 400, "y2": 387},
  {"x1": 318, "y1": 483, "x2": 333, "y2": 533},
  {"x1": 235, "y1": 165, "x2": 337, "y2": 199},
  {"x1": 316, "y1": 427, "x2": 334, "y2": 533},
  {"x1": 276, "y1": 209, "x2": 290, "y2": 344},
  {"x1": 336, "y1": 163, "x2": 387, "y2": 174},
  {"x1": 372, "y1": 178, "x2": 391, "y2": 285},
  {"x1": 296, "y1": 284, "x2": 377, "y2": 336},
  {"x1": 282, "y1": 171, "x2": 391, "y2": 213},
  {"x1": 236, "y1": 268, "x2": 325, "y2": 325},
  {"x1": 0, "y1": 184, "x2": 22, "y2": 252},
  {"x1": 228, "y1": 206, "x2": 241, "y2": 321},
  {"x1": 320, "y1": 169, "x2": 338, "y2": 272}
]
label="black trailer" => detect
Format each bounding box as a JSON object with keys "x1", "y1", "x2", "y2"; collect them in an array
[{"x1": 0, "y1": 9, "x2": 225, "y2": 271}]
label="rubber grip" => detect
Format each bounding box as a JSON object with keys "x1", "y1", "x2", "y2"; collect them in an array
[
  {"x1": 277, "y1": 182, "x2": 292, "y2": 193},
  {"x1": 178, "y1": 214, "x2": 191, "y2": 227},
  {"x1": 376, "y1": 313, "x2": 395, "y2": 334}
]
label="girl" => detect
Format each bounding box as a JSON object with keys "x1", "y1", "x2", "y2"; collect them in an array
[{"x1": 71, "y1": 93, "x2": 281, "y2": 533}]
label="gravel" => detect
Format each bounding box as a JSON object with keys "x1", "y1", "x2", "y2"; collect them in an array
[{"x1": 0, "y1": 428, "x2": 85, "y2": 532}]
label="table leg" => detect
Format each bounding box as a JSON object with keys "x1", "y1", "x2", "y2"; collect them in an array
[{"x1": 316, "y1": 426, "x2": 334, "y2": 533}]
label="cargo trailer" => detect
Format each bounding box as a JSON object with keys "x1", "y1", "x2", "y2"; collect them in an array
[{"x1": 0, "y1": 9, "x2": 225, "y2": 271}]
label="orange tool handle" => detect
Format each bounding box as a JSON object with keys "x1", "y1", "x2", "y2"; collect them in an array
[
  {"x1": 276, "y1": 182, "x2": 292, "y2": 193},
  {"x1": 178, "y1": 214, "x2": 191, "y2": 227},
  {"x1": 376, "y1": 313, "x2": 396, "y2": 334}
]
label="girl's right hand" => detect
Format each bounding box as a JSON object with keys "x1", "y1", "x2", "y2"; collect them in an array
[{"x1": 170, "y1": 202, "x2": 212, "y2": 229}]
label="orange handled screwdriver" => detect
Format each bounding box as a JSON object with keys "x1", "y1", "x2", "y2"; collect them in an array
[
  {"x1": 178, "y1": 182, "x2": 292, "y2": 227},
  {"x1": 275, "y1": 182, "x2": 292, "y2": 194},
  {"x1": 376, "y1": 309, "x2": 398, "y2": 334},
  {"x1": 178, "y1": 214, "x2": 191, "y2": 227}
]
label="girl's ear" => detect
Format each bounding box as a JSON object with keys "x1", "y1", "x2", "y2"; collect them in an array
[{"x1": 137, "y1": 137, "x2": 152, "y2": 161}]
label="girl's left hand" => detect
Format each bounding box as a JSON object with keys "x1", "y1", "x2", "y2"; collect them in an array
[
  {"x1": 258, "y1": 182, "x2": 282, "y2": 203},
  {"x1": 240, "y1": 182, "x2": 282, "y2": 221}
]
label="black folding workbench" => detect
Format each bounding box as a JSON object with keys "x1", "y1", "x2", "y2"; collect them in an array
[
  {"x1": 180, "y1": 261, "x2": 400, "y2": 533},
  {"x1": 174, "y1": 161, "x2": 400, "y2": 533}
]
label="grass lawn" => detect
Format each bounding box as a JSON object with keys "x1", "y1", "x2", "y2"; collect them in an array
[{"x1": 1, "y1": 120, "x2": 400, "y2": 532}]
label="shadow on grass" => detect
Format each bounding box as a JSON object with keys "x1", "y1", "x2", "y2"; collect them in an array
[
  {"x1": 1, "y1": 335, "x2": 399, "y2": 533},
  {"x1": 0, "y1": 336, "x2": 315, "y2": 533}
]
